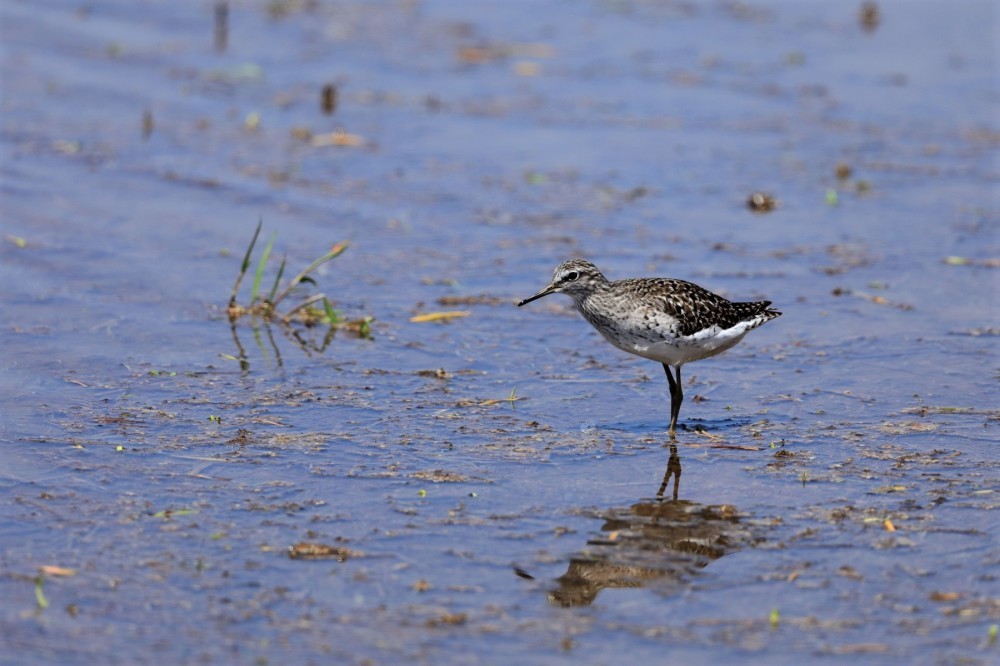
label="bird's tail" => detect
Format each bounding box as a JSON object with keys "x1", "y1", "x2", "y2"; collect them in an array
[{"x1": 737, "y1": 300, "x2": 782, "y2": 330}]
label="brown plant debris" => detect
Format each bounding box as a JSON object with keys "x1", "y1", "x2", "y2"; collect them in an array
[{"x1": 287, "y1": 542, "x2": 360, "y2": 561}]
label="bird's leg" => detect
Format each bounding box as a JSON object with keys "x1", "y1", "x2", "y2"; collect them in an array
[
  {"x1": 673, "y1": 365, "x2": 683, "y2": 431},
  {"x1": 662, "y1": 363, "x2": 683, "y2": 435}
]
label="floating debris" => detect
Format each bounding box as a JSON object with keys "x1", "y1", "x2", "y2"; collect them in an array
[
  {"x1": 244, "y1": 111, "x2": 260, "y2": 131},
  {"x1": 287, "y1": 542, "x2": 358, "y2": 561},
  {"x1": 410, "y1": 469, "x2": 472, "y2": 483},
  {"x1": 834, "y1": 643, "x2": 891, "y2": 655},
  {"x1": 321, "y1": 83, "x2": 337, "y2": 115},
  {"x1": 475, "y1": 388, "x2": 523, "y2": 407},
  {"x1": 902, "y1": 405, "x2": 997, "y2": 416},
  {"x1": 226, "y1": 428, "x2": 253, "y2": 446},
  {"x1": 311, "y1": 129, "x2": 365, "y2": 148},
  {"x1": 410, "y1": 310, "x2": 471, "y2": 323},
  {"x1": 838, "y1": 565, "x2": 864, "y2": 581},
  {"x1": 860, "y1": 1, "x2": 880, "y2": 32},
  {"x1": 830, "y1": 287, "x2": 913, "y2": 310},
  {"x1": 151, "y1": 507, "x2": 198, "y2": 518},
  {"x1": 949, "y1": 327, "x2": 1000, "y2": 337},
  {"x1": 426, "y1": 612, "x2": 467, "y2": 627},
  {"x1": 877, "y1": 421, "x2": 938, "y2": 435},
  {"x1": 436, "y1": 294, "x2": 507, "y2": 306},
  {"x1": 871, "y1": 485, "x2": 907, "y2": 494},
  {"x1": 206, "y1": 63, "x2": 264, "y2": 83},
  {"x1": 456, "y1": 42, "x2": 553, "y2": 65},
  {"x1": 943, "y1": 256, "x2": 1000, "y2": 268},
  {"x1": 747, "y1": 192, "x2": 777, "y2": 212},
  {"x1": 514, "y1": 61, "x2": 541, "y2": 76},
  {"x1": 416, "y1": 368, "x2": 452, "y2": 380},
  {"x1": 141, "y1": 109, "x2": 153, "y2": 139}
]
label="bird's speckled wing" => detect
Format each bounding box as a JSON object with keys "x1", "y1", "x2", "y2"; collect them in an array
[{"x1": 616, "y1": 277, "x2": 778, "y2": 337}]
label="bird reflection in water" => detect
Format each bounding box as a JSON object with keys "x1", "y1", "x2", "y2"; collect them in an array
[{"x1": 549, "y1": 445, "x2": 754, "y2": 607}]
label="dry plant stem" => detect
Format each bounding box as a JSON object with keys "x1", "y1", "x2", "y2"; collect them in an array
[
  {"x1": 271, "y1": 242, "x2": 348, "y2": 308},
  {"x1": 282, "y1": 293, "x2": 327, "y2": 323}
]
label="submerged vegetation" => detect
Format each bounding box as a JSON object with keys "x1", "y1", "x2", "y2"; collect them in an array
[{"x1": 226, "y1": 221, "x2": 373, "y2": 368}]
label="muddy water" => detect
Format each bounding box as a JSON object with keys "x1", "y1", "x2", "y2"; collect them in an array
[{"x1": 1, "y1": 1, "x2": 997, "y2": 664}]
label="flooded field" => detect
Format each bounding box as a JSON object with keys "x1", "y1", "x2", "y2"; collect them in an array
[{"x1": 1, "y1": 0, "x2": 997, "y2": 663}]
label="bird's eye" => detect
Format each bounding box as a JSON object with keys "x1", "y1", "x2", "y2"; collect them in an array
[{"x1": 565, "y1": 271, "x2": 579, "y2": 282}]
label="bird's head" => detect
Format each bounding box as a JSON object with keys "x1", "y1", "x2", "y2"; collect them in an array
[{"x1": 517, "y1": 259, "x2": 605, "y2": 306}]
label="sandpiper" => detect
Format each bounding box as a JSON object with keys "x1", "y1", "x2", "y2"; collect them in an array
[{"x1": 518, "y1": 259, "x2": 781, "y2": 434}]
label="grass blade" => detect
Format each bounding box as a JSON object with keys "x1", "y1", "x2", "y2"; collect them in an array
[
  {"x1": 251, "y1": 232, "x2": 277, "y2": 304},
  {"x1": 322, "y1": 297, "x2": 341, "y2": 325},
  {"x1": 268, "y1": 254, "x2": 287, "y2": 303},
  {"x1": 34, "y1": 574, "x2": 49, "y2": 610},
  {"x1": 229, "y1": 218, "x2": 262, "y2": 306}
]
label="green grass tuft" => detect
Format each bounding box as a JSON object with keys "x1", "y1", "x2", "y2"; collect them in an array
[{"x1": 226, "y1": 225, "x2": 374, "y2": 368}]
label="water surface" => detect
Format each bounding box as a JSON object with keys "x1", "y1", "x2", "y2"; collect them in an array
[{"x1": 1, "y1": 1, "x2": 997, "y2": 663}]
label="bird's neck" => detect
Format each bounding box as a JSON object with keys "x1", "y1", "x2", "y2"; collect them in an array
[{"x1": 572, "y1": 283, "x2": 612, "y2": 315}]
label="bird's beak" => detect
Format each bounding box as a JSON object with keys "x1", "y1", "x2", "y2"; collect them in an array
[{"x1": 517, "y1": 283, "x2": 558, "y2": 307}]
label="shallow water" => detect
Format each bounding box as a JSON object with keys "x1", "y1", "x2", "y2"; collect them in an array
[{"x1": 1, "y1": 1, "x2": 998, "y2": 663}]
